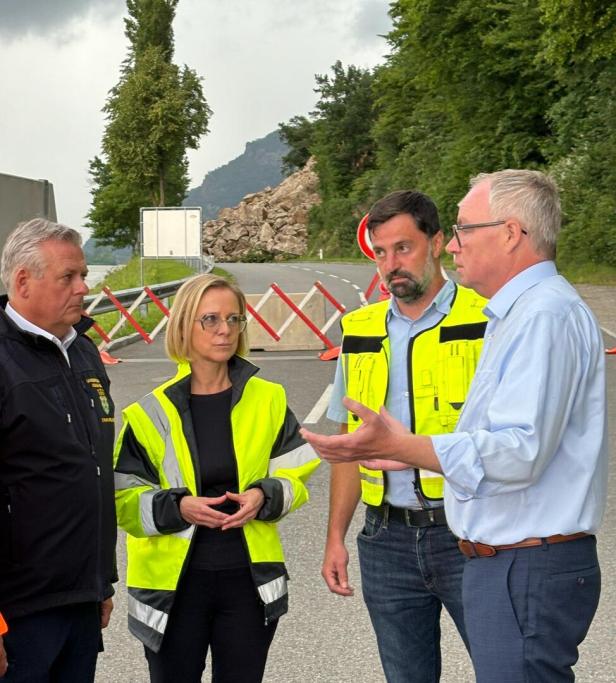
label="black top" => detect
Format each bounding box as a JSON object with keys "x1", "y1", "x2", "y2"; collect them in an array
[{"x1": 189, "y1": 387, "x2": 249, "y2": 569}]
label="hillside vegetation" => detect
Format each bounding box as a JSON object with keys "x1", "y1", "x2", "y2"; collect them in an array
[{"x1": 279, "y1": 1, "x2": 616, "y2": 277}]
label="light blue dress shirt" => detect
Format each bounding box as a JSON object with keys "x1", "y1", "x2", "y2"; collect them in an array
[
  {"x1": 433, "y1": 261, "x2": 608, "y2": 544},
  {"x1": 328, "y1": 279, "x2": 456, "y2": 508}
]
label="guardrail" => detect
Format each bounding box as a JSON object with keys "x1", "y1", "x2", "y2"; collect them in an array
[{"x1": 83, "y1": 279, "x2": 189, "y2": 316}]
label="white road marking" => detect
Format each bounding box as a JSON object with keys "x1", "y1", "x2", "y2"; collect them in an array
[
  {"x1": 302, "y1": 267, "x2": 311, "y2": 271},
  {"x1": 341, "y1": 278, "x2": 351, "y2": 283},
  {"x1": 303, "y1": 384, "x2": 334, "y2": 424},
  {"x1": 352, "y1": 284, "x2": 361, "y2": 290},
  {"x1": 315, "y1": 270, "x2": 324, "y2": 274},
  {"x1": 329, "y1": 274, "x2": 339, "y2": 279},
  {"x1": 602, "y1": 325, "x2": 616, "y2": 339}
]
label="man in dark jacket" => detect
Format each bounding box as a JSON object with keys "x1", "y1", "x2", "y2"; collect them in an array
[{"x1": 0, "y1": 219, "x2": 117, "y2": 682}]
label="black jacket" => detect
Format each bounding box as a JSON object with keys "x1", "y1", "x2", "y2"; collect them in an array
[{"x1": 0, "y1": 298, "x2": 117, "y2": 620}]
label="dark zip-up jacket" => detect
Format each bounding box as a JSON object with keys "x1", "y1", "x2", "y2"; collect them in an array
[{"x1": 0, "y1": 297, "x2": 117, "y2": 620}]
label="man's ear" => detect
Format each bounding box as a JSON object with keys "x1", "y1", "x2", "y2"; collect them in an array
[
  {"x1": 12, "y1": 267, "x2": 31, "y2": 298},
  {"x1": 431, "y1": 230, "x2": 445, "y2": 258},
  {"x1": 504, "y1": 219, "x2": 526, "y2": 251}
]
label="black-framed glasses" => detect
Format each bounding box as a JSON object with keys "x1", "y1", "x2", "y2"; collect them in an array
[
  {"x1": 195, "y1": 313, "x2": 248, "y2": 332},
  {"x1": 451, "y1": 220, "x2": 528, "y2": 248}
]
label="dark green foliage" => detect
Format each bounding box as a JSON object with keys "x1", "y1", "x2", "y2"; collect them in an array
[
  {"x1": 539, "y1": 1, "x2": 616, "y2": 267},
  {"x1": 282, "y1": 61, "x2": 377, "y2": 256},
  {"x1": 87, "y1": 0, "x2": 211, "y2": 249},
  {"x1": 279, "y1": 116, "x2": 314, "y2": 175},
  {"x1": 282, "y1": 0, "x2": 616, "y2": 267}
]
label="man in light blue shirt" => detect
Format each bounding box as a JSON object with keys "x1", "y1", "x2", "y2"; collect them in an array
[{"x1": 303, "y1": 170, "x2": 608, "y2": 683}]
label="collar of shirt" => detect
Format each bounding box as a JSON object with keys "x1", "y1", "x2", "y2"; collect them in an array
[
  {"x1": 484, "y1": 260, "x2": 558, "y2": 322},
  {"x1": 5, "y1": 302, "x2": 77, "y2": 365},
  {"x1": 386, "y1": 277, "x2": 455, "y2": 325}
]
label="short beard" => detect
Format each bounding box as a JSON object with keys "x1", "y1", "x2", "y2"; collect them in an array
[{"x1": 385, "y1": 250, "x2": 435, "y2": 304}]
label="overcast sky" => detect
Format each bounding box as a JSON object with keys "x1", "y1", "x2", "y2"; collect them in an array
[{"x1": 0, "y1": 0, "x2": 392, "y2": 238}]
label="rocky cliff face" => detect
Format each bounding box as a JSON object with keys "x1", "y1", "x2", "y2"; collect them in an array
[{"x1": 201, "y1": 158, "x2": 319, "y2": 261}]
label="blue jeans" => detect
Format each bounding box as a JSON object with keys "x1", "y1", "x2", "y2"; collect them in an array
[
  {"x1": 357, "y1": 506, "x2": 468, "y2": 683},
  {"x1": 463, "y1": 535, "x2": 601, "y2": 682}
]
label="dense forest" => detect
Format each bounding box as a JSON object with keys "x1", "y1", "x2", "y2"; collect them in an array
[{"x1": 279, "y1": 0, "x2": 616, "y2": 268}]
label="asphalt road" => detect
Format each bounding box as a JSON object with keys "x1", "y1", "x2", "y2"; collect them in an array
[{"x1": 95, "y1": 262, "x2": 616, "y2": 682}]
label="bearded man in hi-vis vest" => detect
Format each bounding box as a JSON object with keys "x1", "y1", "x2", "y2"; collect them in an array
[{"x1": 322, "y1": 190, "x2": 487, "y2": 683}]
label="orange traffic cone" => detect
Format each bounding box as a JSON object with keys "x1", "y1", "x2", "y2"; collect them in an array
[
  {"x1": 606, "y1": 347, "x2": 616, "y2": 355},
  {"x1": 320, "y1": 346, "x2": 341, "y2": 361},
  {"x1": 99, "y1": 350, "x2": 121, "y2": 365}
]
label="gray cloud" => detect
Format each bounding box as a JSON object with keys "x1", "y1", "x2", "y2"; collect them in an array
[
  {"x1": 353, "y1": 0, "x2": 393, "y2": 44},
  {"x1": 0, "y1": 0, "x2": 125, "y2": 39}
]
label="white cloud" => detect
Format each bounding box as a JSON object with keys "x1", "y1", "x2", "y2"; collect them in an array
[{"x1": 0, "y1": 0, "x2": 391, "y2": 237}]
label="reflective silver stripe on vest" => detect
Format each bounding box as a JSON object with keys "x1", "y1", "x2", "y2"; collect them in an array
[
  {"x1": 359, "y1": 471, "x2": 383, "y2": 486},
  {"x1": 257, "y1": 574, "x2": 288, "y2": 605},
  {"x1": 138, "y1": 394, "x2": 185, "y2": 488},
  {"x1": 139, "y1": 489, "x2": 160, "y2": 536},
  {"x1": 127, "y1": 593, "x2": 168, "y2": 635},
  {"x1": 274, "y1": 477, "x2": 294, "y2": 516},
  {"x1": 269, "y1": 443, "x2": 316, "y2": 474},
  {"x1": 136, "y1": 489, "x2": 195, "y2": 539},
  {"x1": 114, "y1": 471, "x2": 158, "y2": 492}
]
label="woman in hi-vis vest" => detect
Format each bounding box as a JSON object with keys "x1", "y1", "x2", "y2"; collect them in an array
[{"x1": 113, "y1": 274, "x2": 320, "y2": 683}]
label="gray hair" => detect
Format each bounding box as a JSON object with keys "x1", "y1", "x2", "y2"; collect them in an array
[
  {"x1": 0, "y1": 218, "x2": 82, "y2": 295},
  {"x1": 470, "y1": 170, "x2": 561, "y2": 259}
]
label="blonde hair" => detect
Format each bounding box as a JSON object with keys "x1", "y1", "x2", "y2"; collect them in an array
[
  {"x1": 470, "y1": 169, "x2": 561, "y2": 259},
  {"x1": 165, "y1": 273, "x2": 249, "y2": 363}
]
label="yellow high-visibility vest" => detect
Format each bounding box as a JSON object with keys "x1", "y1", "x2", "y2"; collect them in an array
[
  {"x1": 114, "y1": 360, "x2": 320, "y2": 652},
  {"x1": 340, "y1": 284, "x2": 487, "y2": 505}
]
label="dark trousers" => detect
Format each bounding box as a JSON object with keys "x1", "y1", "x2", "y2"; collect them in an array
[
  {"x1": 1, "y1": 603, "x2": 101, "y2": 683},
  {"x1": 145, "y1": 566, "x2": 278, "y2": 683},
  {"x1": 357, "y1": 506, "x2": 468, "y2": 683},
  {"x1": 463, "y1": 535, "x2": 601, "y2": 682}
]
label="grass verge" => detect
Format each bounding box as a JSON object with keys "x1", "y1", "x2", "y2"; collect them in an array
[{"x1": 88, "y1": 258, "x2": 230, "y2": 345}]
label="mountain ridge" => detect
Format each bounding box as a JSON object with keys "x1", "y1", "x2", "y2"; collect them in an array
[{"x1": 184, "y1": 130, "x2": 289, "y2": 219}]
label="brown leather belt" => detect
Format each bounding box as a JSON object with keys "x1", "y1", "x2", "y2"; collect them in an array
[{"x1": 458, "y1": 532, "x2": 589, "y2": 558}]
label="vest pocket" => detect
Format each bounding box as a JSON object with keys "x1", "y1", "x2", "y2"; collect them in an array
[{"x1": 436, "y1": 338, "x2": 483, "y2": 427}]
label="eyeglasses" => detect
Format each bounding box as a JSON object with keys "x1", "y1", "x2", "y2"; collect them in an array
[
  {"x1": 451, "y1": 220, "x2": 528, "y2": 248},
  {"x1": 195, "y1": 314, "x2": 247, "y2": 332}
]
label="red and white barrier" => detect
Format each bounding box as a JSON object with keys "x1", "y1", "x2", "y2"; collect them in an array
[
  {"x1": 246, "y1": 281, "x2": 346, "y2": 351},
  {"x1": 88, "y1": 280, "x2": 347, "y2": 358},
  {"x1": 85, "y1": 285, "x2": 171, "y2": 354}
]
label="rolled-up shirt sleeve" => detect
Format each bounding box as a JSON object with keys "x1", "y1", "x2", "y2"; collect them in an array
[
  {"x1": 326, "y1": 355, "x2": 348, "y2": 424},
  {"x1": 433, "y1": 305, "x2": 596, "y2": 501}
]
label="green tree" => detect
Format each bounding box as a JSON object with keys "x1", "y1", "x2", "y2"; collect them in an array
[
  {"x1": 310, "y1": 60, "x2": 377, "y2": 199},
  {"x1": 374, "y1": 0, "x2": 555, "y2": 228},
  {"x1": 539, "y1": 1, "x2": 616, "y2": 266},
  {"x1": 278, "y1": 115, "x2": 315, "y2": 175},
  {"x1": 88, "y1": 0, "x2": 211, "y2": 249}
]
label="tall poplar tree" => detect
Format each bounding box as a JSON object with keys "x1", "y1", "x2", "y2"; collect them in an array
[{"x1": 87, "y1": 0, "x2": 211, "y2": 249}]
